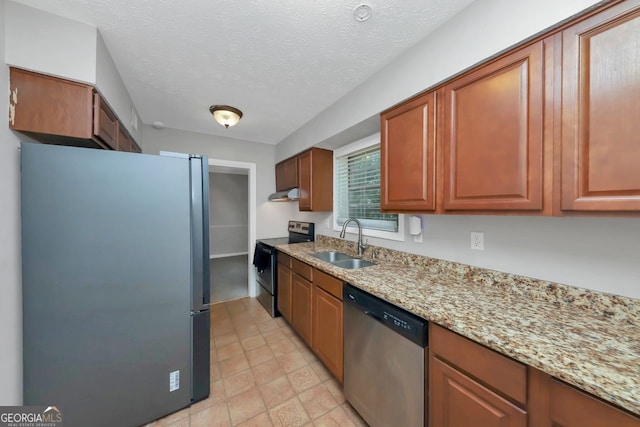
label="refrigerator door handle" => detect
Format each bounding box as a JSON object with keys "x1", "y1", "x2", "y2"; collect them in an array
[{"x1": 189, "y1": 156, "x2": 211, "y2": 312}]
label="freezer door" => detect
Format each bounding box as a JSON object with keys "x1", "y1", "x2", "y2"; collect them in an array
[
  {"x1": 191, "y1": 310, "x2": 211, "y2": 402},
  {"x1": 21, "y1": 143, "x2": 192, "y2": 427},
  {"x1": 190, "y1": 156, "x2": 211, "y2": 312}
]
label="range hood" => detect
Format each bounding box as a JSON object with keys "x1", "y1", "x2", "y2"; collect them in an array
[{"x1": 268, "y1": 188, "x2": 299, "y2": 201}]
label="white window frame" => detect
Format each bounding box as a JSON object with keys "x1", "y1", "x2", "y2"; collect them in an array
[{"x1": 332, "y1": 133, "x2": 405, "y2": 242}]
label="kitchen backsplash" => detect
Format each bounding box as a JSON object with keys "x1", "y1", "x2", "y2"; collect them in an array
[{"x1": 317, "y1": 235, "x2": 640, "y2": 323}]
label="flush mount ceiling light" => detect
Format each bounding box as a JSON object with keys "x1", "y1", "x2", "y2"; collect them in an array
[
  {"x1": 209, "y1": 105, "x2": 243, "y2": 128},
  {"x1": 354, "y1": 4, "x2": 372, "y2": 22}
]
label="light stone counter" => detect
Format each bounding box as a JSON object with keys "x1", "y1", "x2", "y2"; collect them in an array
[{"x1": 276, "y1": 236, "x2": 640, "y2": 416}]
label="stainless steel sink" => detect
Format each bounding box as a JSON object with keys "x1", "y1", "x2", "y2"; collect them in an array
[
  {"x1": 311, "y1": 251, "x2": 375, "y2": 269},
  {"x1": 332, "y1": 258, "x2": 375, "y2": 269},
  {"x1": 311, "y1": 251, "x2": 353, "y2": 263}
]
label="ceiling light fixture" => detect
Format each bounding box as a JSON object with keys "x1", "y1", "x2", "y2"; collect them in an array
[
  {"x1": 354, "y1": 4, "x2": 372, "y2": 22},
  {"x1": 209, "y1": 105, "x2": 243, "y2": 128}
]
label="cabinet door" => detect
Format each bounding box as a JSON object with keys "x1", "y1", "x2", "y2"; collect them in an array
[
  {"x1": 276, "y1": 157, "x2": 298, "y2": 191},
  {"x1": 381, "y1": 91, "x2": 436, "y2": 211},
  {"x1": 93, "y1": 93, "x2": 118, "y2": 150},
  {"x1": 312, "y1": 287, "x2": 343, "y2": 382},
  {"x1": 9, "y1": 67, "x2": 94, "y2": 140},
  {"x1": 291, "y1": 273, "x2": 312, "y2": 345},
  {"x1": 298, "y1": 151, "x2": 312, "y2": 211},
  {"x1": 547, "y1": 378, "x2": 640, "y2": 427},
  {"x1": 277, "y1": 264, "x2": 292, "y2": 323},
  {"x1": 117, "y1": 123, "x2": 132, "y2": 152},
  {"x1": 443, "y1": 41, "x2": 544, "y2": 211},
  {"x1": 430, "y1": 356, "x2": 527, "y2": 427},
  {"x1": 560, "y1": 3, "x2": 640, "y2": 211},
  {"x1": 297, "y1": 148, "x2": 333, "y2": 212}
]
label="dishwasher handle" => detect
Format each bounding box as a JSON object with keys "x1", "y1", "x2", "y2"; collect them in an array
[{"x1": 363, "y1": 309, "x2": 381, "y2": 321}]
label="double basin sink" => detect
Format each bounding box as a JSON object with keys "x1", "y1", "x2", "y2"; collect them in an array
[{"x1": 311, "y1": 251, "x2": 375, "y2": 269}]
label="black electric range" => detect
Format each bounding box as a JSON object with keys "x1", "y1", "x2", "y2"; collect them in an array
[{"x1": 253, "y1": 221, "x2": 315, "y2": 317}]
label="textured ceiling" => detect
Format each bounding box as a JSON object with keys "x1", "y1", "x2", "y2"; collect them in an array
[{"x1": 13, "y1": 0, "x2": 475, "y2": 144}]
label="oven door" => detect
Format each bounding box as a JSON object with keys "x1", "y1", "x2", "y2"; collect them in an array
[{"x1": 255, "y1": 243, "x2": 275, "y2": 294}]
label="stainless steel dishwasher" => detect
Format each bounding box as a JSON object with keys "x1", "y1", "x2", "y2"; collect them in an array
[{"x1": 343, "y1": 284, "x2": 428, "y2": 427}]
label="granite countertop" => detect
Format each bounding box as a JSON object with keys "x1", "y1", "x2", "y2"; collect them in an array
[{"x1": 275, "y1": 238, "x2": 640, "y2": 416}]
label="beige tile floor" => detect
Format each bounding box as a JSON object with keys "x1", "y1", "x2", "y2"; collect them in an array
[{"x1": 147, "y1": 297, "x2": 368, "y2": 427}]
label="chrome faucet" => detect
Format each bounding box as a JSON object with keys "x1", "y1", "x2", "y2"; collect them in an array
[{"x1": 339, "y1": 218, "x2": 367, "y2": 256}]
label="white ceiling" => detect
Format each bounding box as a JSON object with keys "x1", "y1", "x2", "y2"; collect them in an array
[{"x1": 13, "y1": 0, "x2": 475, "y2": 145}]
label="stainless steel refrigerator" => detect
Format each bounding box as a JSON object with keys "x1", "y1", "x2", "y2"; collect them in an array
[{"x1": 21, "y1": 142, "x2": 211, "y2": 427}]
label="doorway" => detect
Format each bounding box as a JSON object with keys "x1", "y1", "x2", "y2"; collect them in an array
[{"x1": 208, "y1": 160, "x2": 257, "y2": 303}]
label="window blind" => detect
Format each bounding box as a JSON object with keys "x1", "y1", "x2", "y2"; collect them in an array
[{"x1": 335, "y1": 144, "x2": 398, "y2": 232}]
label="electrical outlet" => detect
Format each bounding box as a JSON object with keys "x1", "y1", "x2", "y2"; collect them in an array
[
  {"x1": 325, "y1": 216, "x2": 332, "y2": 228},
  {"x1": 470, "y1": 232, "x2": 484, "y2": 250}
]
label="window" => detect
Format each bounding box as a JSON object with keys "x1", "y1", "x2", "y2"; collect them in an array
[{"x1": 333, "y1": 134, "x2": 404, "y2": 241}]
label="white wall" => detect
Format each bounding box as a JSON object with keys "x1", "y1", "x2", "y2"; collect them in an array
[
  {"x1": 4, "y1": 1, "x2": 97, "y2": 84},
  {"x1": 5, "y1": 2, "x2": 142, "y2": 144},
  {"x1": 281, "y1": 0, "x2": 640, "y2": 300},
  {"x1": 96, "y1": 32, "x2": 142, "y2": 142},
  {"x1": 312, "y1": 214, "x2": 640, "y2": 299},
  {"x1": 0, "y1": 0, "x2": 24, "y2": 404},
  {"x1": 142, "y1": 125, "x2": 290, "y2": 239},
  {"x1": 276, "y1": 0, "x2": 601, "y2": 159}
]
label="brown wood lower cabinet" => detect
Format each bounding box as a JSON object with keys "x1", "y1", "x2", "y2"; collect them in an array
[
  {"x1": 431, "y1": 356, "x2": 527, "y2": 427},
  {"x1": 311, "y1": 270, "x2": 343, "y2": 382},
  {"x1": 277, "y1": 256, "x2": 345, "y2": 382},
  {"x1": 430, "y1": 323, "x2": 640, "y2": 427},
  {"x1": 430, "y1": 323, "x2": 528, "y2": 427}
]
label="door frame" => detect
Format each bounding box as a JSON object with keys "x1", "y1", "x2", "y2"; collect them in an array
[{"x1": 208, "y1": 158, "x2": 258, "y2": 298}]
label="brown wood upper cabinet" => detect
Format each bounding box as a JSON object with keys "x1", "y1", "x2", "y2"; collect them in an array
[
  {"x1": 93, "y1": 93, "x2": 118, "y2": 150},
  {"x1": 274, "y1": 147, "x2": 332, "y2": 211},
  {"x1": 9, "y1": 67, "x2": 139, "y2": 152},
  {"x1": 559, "y1": 2, "x2": 640, "y2": 212},
  {"x1": 379, "y1": 2, "x2": 640, "y2": 215},
  {"x1": 10, "y1": 67, "x2": 94, "y2": 145},
  {"x1": 297, "y1": 148, "x2": 333, "y2": 212},
  {"x1": 117, "y1": 123, "x2": 132, "y2": 152},
  {"x1": 443, "y1": 41, "x2": 545, "y2": 211},
  {"x1": 381, "y1": 90, "x2": 437, "y2": 212},
  {"x1": 275, "y1": 157, "x2": 298, "y2": 191}
]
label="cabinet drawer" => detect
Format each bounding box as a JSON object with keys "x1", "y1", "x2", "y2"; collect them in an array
[
  {"x1": 292, "y1": 258, "x2": 313, "y2": 281},
  {"x1": 314, "y1": 269, "x2": 343, "y2": 300},
  {"x1": 549, "y1": 378, "x2": 640, "y2": 426},
  {"x1": 278, "y1": 252, "x2": 292, "y2": 268},
  {"x1": 430, "y1": 323, "x2": 527, "y2": 405}
]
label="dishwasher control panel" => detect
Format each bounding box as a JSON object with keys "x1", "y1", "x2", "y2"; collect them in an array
[{"x1": 344, "y1": 284, "x2": 428, "y2": 347}]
